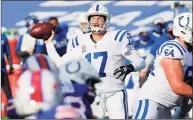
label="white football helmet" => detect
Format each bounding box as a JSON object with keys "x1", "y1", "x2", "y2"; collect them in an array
[
  {"x1": 77, "y1": 12, "x2": 90, "y2": 33},
  {"x1": 86, "y1": 4, "x2": 110, "y2": 34},
  {"x1": 22, "y1": 54, "x2": 58, "y2": 76},
  {"x1": 173, "y1": 12, "x2": 192, "y2": 45},
  {"x1": 58, "y1": 58, "x2": 101, "y2": 87},
  {"x1": 14, "y1": 69, "x2": 62, "y2": 115}
]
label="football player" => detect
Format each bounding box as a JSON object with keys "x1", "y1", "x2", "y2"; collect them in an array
[
  {"x1": 45, "y1": 4, "x2": 145, "y2": 119},
  {"x1": 58, "y1": 58, "x2": 101, "y2": 119},
  {"x1": 139, "y1": 20, "x2": 175, "y2": 84},
  {"x1": 22, "y1": 54, "x2": 58, "y2": 76},
  {"x1": 48, "y1": 17, "x2": 69, "y2": 56},
  {"x1": 16, "y1": 15, "x2": 47, "y2": 61},
  {"x1": 1, "y1": 33, "x2": 13, "y2": 100},
  {"x1": 132, "y1": 12, "x2": 192, "y2": 119},
  {"x1": 13, "y1": 69, "x2": 71, "y2": 119}
]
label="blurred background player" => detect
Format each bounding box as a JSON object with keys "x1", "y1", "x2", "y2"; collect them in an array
[
  {"x1": 13, "y1": 69, "x2": 65, "y2": 119},
  {"x1": 6, "y1": 54, "x2": 58, "y2": 118},
  {"x1": 22, "y1": 54, "x2": 58, "y2": 76},
  {"x1": 48, "y1": 17, "x2": 69, "y2": 56},
  {"x1": 151, "y1": 18, "x2": 165, "y2": 38},
  {"x1": 132, "y1": 12, "x2": 192, "y2": 119},
  {"x1": 1, "y1": 33, "x2": 13, "y2": 100},
  {"x1": 58, "y1": 58, "x2": 101, "y2": 119},
  {"x1": 16, "y1": 15, "x2": 47, "y2": 62},
  {"x1": 67, "y1": 12, "x2": 91, "y2": 52}
]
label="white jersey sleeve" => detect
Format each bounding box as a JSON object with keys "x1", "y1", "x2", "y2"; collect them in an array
[
  {"x1": 120, "y1": 31, "x2": 145, "y2": 71},
  {"x1": 156, "y1": 40, "x2": 185, "y2": 60},
  {"x1": 46, "y1": 41, "x2": 82, "y2": 67}
]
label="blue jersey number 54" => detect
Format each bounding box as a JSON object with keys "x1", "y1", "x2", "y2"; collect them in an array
[{"x1": 85, "y1": 51, "x2": 107, "y2": 77}]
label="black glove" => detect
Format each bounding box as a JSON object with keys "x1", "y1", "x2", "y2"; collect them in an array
[
  {"x1": 9, "y1": 67, "x2": 14, "y2": 74},
  {"x1": 113, "y1": 64, "x2": 134, "y2": 81}
]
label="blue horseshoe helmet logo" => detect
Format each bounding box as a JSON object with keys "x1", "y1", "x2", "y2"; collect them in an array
[
  {"x1": 66, "y1": 61, "x2": 81, "y2": 74},
  {"x1": 178, "y1": 16, "x2": 190, "y2": 27}
]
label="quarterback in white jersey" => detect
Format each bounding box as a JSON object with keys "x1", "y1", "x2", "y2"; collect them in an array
[
  {"x1": 45, "y1": 4, "x2": 145, "y2": 119},
  {"x1": 132, "y1": 12, "x2": 192, "y2": 119}
]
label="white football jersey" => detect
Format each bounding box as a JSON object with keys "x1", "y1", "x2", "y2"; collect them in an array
[
  {"x1": 66, "y1": 27, "x2": 84, "y2": 52},
  {"x1": 138, "y1": 39, "x2": 192, "y2": 108},
  {"x1": 68, "y1": 29, "x2": 144, "y2": 92}
]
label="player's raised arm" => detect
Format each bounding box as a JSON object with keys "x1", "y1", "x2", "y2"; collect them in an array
[{"x1": 45, "y1": 30, "x2": 82, "y2": 67}]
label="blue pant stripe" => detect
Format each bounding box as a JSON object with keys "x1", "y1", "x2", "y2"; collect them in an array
[
  {"x1": 141, "y1": 99, "x2": 149, "y2": 119},
  {"x1": 134, "y1": 100, "x2": 142, "y2": 119},
  {"x1": 124, "y1": 90, "x2": 129, "y2": 119},
  {"x1": 75, "y1": 36, "x2": 79, "y2": 46}
]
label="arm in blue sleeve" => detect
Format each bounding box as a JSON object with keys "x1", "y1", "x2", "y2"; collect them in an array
[{"x1": 4, "y1": 35, "x2": 13, "y2": 68}]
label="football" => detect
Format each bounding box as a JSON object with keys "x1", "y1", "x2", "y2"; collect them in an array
[{"x1": 30, "y1": 22, "x2": 56, "y2": 40}]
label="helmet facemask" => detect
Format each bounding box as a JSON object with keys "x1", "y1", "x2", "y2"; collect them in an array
[{"x1": 88, "y1": 15, "x2": 109, "y2": 34}]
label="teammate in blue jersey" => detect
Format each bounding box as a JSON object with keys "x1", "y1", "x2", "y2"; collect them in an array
[
  {"x1": 58, "y1": 58, "x2": 101, "y2": 119},
  {"x1": 1, "y1": 33, "x2": 13, "y2": 100},
  {"x1": 151, "y1": 18, "x2": 165, "y2": 39},
  {"x1": 48, "y1": 17, "x2": 69, "y2": 56},
  {"x1": 139, "y1": 20, "x2": 175, "y2": 82},
  {"x1": 133, "y1": 29, "x2": 155, "y2": 60},
  {"x1": 16, "y1": 15, "x2": 47, "y2": 61}
]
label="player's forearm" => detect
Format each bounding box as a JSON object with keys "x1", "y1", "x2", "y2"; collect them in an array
[
  {"x1": 173, "y1": 82, "x2": 193, "y2": 98},
  {"x1": 132, "y1": 57, "x2": 146, "y2": 71},
  {"x1": 7, "y1": 54, "x2": 13, "y2": 68},
  {"x1": 46, "y1": 42, "x2": 63, "y2": 67},
  {"x1": 141, "y1": 53, "x2": 155, "y2": 72},
  {"x1": 16, "y1": 51, "x2": 30, "y2": 59},
  {"x1": 124, "y1": 49, "x2": 146, "y2": 71}
]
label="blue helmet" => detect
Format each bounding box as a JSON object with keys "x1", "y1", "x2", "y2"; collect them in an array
[
  {"x1": 25, "y1": 15, "x2": 39, "y2": 27},
  {"x1": 153, "y1": 18, "x2": 165, "y2": 34}
]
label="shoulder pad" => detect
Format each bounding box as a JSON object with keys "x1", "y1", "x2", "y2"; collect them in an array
[
  {"x1": 113, "y1": 29, "x2": 132, "y2": 44},
  {"x1": 157, "y1": 41, "x2": 186, "y2": 59}
]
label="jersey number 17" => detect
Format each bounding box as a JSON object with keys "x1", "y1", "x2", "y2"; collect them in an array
[{"x1": 85, "y1": 51, "x2": 107, "y2": 78}]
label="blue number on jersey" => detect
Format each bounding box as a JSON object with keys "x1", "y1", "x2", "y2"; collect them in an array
[
  {"x1": 85, "y1": 51, "x2": 107, "y2": 77},
  {"x1": 164, "y1": 49, "x2": 174, "y2": 57}
]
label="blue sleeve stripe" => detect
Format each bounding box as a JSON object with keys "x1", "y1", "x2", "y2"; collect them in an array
[
  {"x1": 114, "y1": 29, "x2": 123, "y2": 41},
  {"x1": 119, "y1": 30, "x2": 127, "y2": 42},
  {"x1": 75, "y1": 36, "x2": 79, "y2": 46},
  {"x1": 160, "y1": 43, "x2": 185, "y2": 56},
  {"x1": 72, "y1": 38, "x2": 75, "y2": 48}
]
